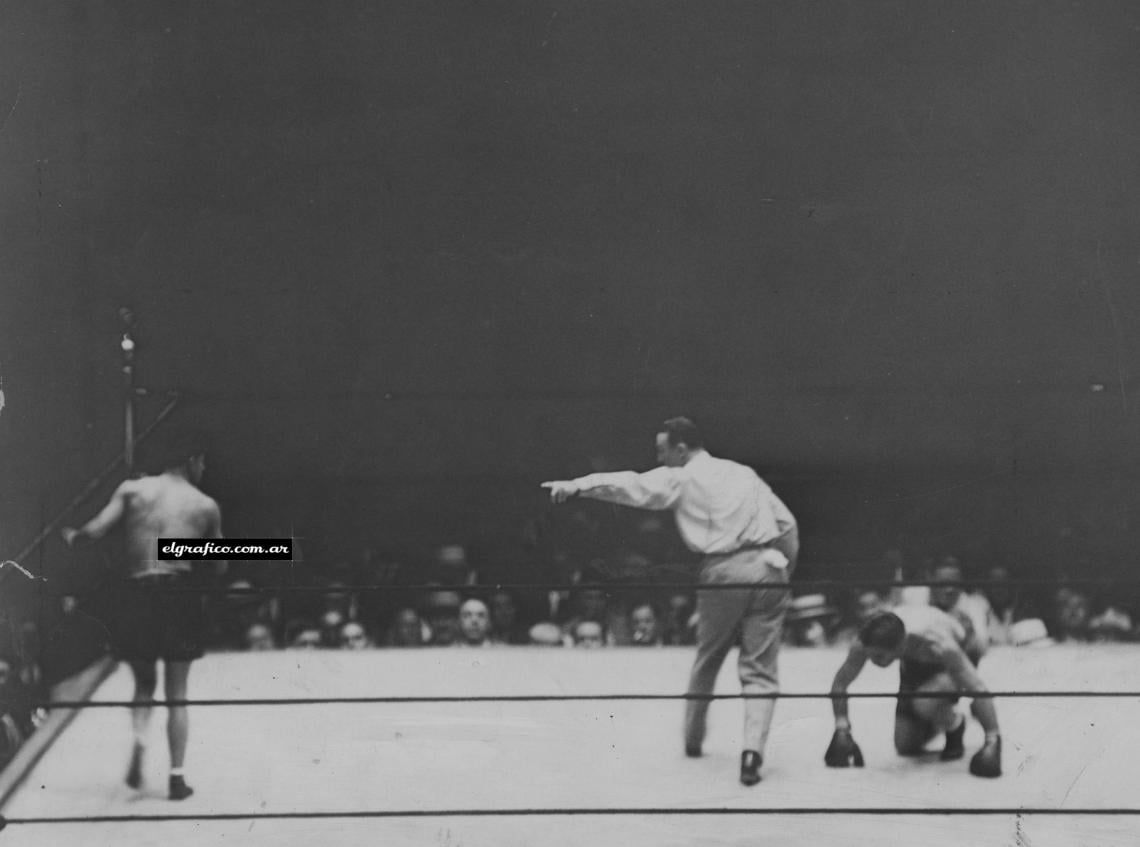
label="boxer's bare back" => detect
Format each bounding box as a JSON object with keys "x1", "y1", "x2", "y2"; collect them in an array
[{"x1": 65, "y1": 465, "x2": 221, "y2": 577}]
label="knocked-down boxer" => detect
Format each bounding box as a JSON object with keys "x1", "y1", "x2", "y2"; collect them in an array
[{"x1": 824, "y1": 606, "x2": 1002, "y2": 778}]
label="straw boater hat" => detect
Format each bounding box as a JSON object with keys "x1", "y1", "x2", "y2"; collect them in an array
[
  {"x1": 786, "y1": 594, "x2": 838, "y2": 623},
  {"x1": 422, "y1": 589, "x2": 462, "y2": 612},
  {"x1": 528, "y1": 622, "x2": 564, "y2": 646},
  {"x1": 436, "y1": 545, "x2": 468, "y2": 567},
  {"x1": 1009, "y1": 618, "x2": 1055, "y2": 647}
]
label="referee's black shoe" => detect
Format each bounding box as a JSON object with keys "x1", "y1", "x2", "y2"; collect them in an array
[{"x1": 740, "y1": 750, "x2": 762, "y2": 786}]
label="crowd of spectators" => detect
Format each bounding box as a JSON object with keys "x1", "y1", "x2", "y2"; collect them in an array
[
  {"x1": 3, "y1": 507, "x2": 1139, "y2": 776},
  {"x1": 194, "y1": 541, "x2": 1140, "y2": 655},
  {"x1": 209, "y1": 543, "x2": 702, "y2": 652},
  {"x1": 0, "y1": 584, "x2": 110, "y2": 771},
  {"x1": 0, "y1": 617, "x2": 49, "y2": 772},
  {"x1": 782, "y1": 551, "x2": 1140, "y2": 650}
]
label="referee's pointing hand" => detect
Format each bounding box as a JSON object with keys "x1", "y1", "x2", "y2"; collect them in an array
[{"x1": 541, "y1": 481, "x2": 579, "y2": 504}]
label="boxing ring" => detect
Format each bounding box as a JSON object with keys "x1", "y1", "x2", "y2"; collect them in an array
[{"x1": 2, "y1": 643, "x2": 1138, "y2": 846}]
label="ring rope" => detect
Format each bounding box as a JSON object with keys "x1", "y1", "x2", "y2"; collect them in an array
[
  {"x1": 42, "y1": 577, "x2": 1140, "y2": 597},
  {"x1": 31, "y1": 690, "x2": 1139, "y2": 710},
  {"x1": 3, "y1": 806, "x2": 1140, "y2": 827}
]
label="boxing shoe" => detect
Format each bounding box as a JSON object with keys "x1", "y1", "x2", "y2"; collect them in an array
[
  {"x1": 740, "y1": 750, "x2": 762, "y2": 786},
  {"x1": 169, "y1": 775, "x2": 195, "y2": 801},
  {"x1": 969, "y1": 736, "x2": 1002, "y2": 778},
  {"x1": 940, "y1": 717, "x2": 966, "y2": 761},
  {"x1": 125, "y1": 743, "x2": 144, "y2": 789}
]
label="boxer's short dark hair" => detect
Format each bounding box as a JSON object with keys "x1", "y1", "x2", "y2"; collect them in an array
[
  {"x1": 858, "y1": 611, "x2": 906, "y2": 651},
  {"x1": 155, "y1": 428, "x2": 208, "y2": 470}
]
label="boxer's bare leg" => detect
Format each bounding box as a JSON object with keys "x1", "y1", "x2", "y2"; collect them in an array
[
  {"x1": 125, "y1": 660, "x2": 158, "y2": 788},
  {"x1": 164, "y1": 661, "x2": 194, "y2": 800}
]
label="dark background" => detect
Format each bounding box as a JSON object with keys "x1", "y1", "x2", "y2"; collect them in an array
[{"x1": 2, "y1": 1, "x2": 1139, "y2": 582}]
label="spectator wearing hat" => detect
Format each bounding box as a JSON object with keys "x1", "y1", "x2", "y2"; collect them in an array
[
  {"x1": 1009, "y1": 618, "x2": 1055, "y2": 648},
  {"x1": 571, "y1": 620, "x2": 606, "y2": 648},
  {"x1": 216, "y1": 579, "x2": 276, "y2": 651},
  {"x1": 319, "y1": 610, "x2": 347, "y2": 648},
  {"x1": 855, "y1": 589, "x2": 888, "y2": 624},
  {"x1": 889, "y1": 550, "x2": 931, "y2": 608},
  {"x1": 385, "y1": 608, "x2": 428, "y2": 647},
  {"x1": 1088, "y1": 603, "x2": 1134, "y2": 643},
  {"x1": 320, "y1": 580, "x2": 358, "y2": 627},
  {"x1": 433, "y1": 545, "x2": 479, "y2": 587},
  {"x1": 284, "y1": 619, "x2": 322, "y2": 649},
  {"x1": 339, "y1": 621, "x2": 372, "y2": 650},
  {"x1": 785, "y1": 595, "x2": 838, "y2": 647},
  {"x1": 422, "y1": 590, "x2": 462, "y2": 646},
  {"x1": 833, "y1": 590, "x2": 889, "y2": 644},
  {"x1": 528, "y1": 622, "x2": 565, "y2": 647},
  {"x1": 244, "y1": 623, "x2": 277, "y2": 651},
  {"x1": 562, "y1": 581, "x2": 622, "y2": 646}
]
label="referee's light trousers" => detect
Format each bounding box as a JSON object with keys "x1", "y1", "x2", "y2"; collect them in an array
[{"x1": 683, "y1": 527, "x2": 799, "y2": 756}]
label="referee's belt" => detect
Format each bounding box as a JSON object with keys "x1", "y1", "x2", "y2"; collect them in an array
[{"x1": 704, "y1": 545, "x2": 789, "y2": 570}]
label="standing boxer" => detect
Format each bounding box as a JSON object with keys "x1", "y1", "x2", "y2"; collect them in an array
[
  {"x1": 543, "y1": 417, "x2": 798, "y2": 785},
  {"x1": 62, "y1": 432, "x2": 222, "y2": 800}
]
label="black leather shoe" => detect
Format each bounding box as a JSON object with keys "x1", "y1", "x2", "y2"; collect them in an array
[
  {"x1": 740, "y1": 750, "x2": 762, "y2": 786},
  {"x1": 685, "y1": 743, "x2": 702, "y2": 758},
  {"x1": 940, "y1": 719, "x2": 966, "y2": 761}
]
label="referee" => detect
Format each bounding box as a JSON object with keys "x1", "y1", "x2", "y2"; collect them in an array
[{"x1": 543, "y1": 417, "x2": 798, "y2": 785}]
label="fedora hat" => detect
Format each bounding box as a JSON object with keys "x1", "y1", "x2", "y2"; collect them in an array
[{"x1": 786, "y1": 594, "x2": 837, "y2": 623}]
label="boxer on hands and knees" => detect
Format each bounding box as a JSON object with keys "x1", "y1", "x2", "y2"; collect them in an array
[
  {"x1": 825, "y1": 606, "x2": 1002, "y2": 777},
  {"x1": 543, "y1": 417, "x2": 798, "y2": 785},
  {"x1": 62, "y1": 432, "x2": 223, "y2": 800}
]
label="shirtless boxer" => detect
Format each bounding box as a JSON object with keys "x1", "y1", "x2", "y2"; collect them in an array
[
  {"x1": 824, "y1": 606, "x2": 1002, "y2": 778},
  {"x1": 62, "y1": 432, "x2": 222, "y2": 800}
]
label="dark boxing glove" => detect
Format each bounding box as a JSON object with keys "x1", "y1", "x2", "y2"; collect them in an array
[
  {"x1": 969, "y1": 735, "x2": 1002, "y2": 778},
  {"x1": 824, "y1": 728, "x2": 865, "y2": 768}
]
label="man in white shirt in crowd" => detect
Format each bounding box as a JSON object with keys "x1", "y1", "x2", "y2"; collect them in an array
[
  {"x1": 543, "y1": 417, "x2": 798, "y2": 785},
  {"x1": 928, "y1": 558, "x2": 988, "y2": 663}
]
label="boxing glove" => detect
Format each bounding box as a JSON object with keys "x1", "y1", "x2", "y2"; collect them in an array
[
  {"x1": 969, "y1": 736, "x2": 1002, "y2": 778},
  {"x1": 824, "y1": 728, "x2": 865, "y2": 767}
]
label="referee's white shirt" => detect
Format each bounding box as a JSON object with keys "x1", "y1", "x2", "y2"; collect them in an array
[{"x1": 570, "y1": 450, "x2": 796, "y2": 556}]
